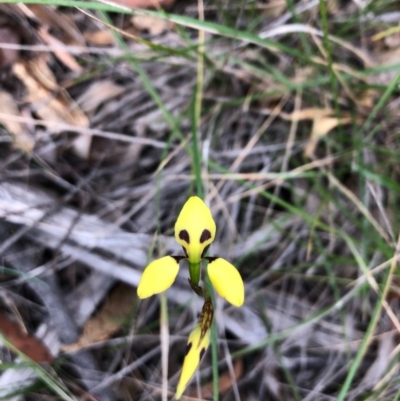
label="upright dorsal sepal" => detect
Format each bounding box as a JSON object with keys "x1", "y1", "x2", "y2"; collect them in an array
[{"x1": 174, "y1": 196, "x2": 216, "y2": 264}]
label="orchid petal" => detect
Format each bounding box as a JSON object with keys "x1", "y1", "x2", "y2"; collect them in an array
[
  {"x1": 207, "y1": 258, "x2": 244, "y2": 307},
  {"x1": 176, "y1": 324, "x2": 210, "y2": 399},
  {"x1": 137, "y1": 256, "x2": 179, "y2": 299},
  {"x1": 175, "y1": 196, "x2": 216, "y2": 264}
]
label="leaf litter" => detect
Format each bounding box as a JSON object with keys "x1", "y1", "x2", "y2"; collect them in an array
[{"x1": 0, "y1": 1, "x2": 400, "y2": 400}]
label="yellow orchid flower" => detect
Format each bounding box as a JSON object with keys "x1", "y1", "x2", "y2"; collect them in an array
[
  {"x1": 136, "y1": 196, "x2": 246, "y2": 398},
  {"x1": 137, "y1": 196, "x2": 245, "y2": 307}
]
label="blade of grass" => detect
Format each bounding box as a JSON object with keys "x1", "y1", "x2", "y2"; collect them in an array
[
  {"x1": 0, "y1": 337, "x2": 76, "y2": 401},
  {"x1": 190, "y1": 1, "x2": 218, "y2": 396},
  {"x1": 285, "y1": 0, "x2": 312, "y2": 56},
  {"x1": 259, "y1": 301, "x2": 303, "y2": 401},
  {"x1": 208, "y1": 159, "x2": 392, "y2": 261},
  {"x1": 95, "y1": 10, "x2": 188, "y2": 151},
  {"x1": 336, "y1": 233, "x2": 400, "y2": 401},
  {"x1": 160, "y1": 292, "x2": 169, "y2": 401},
  {"x1": 76, "y1": 7, "x2": 198, "y2": 60},
  {"x1": 233, "y1": 278, "x2": 369, "y2": 358},
  {"x1": 318, "y1": 0, "x2": 343, "y2": 143},
  {"x1": 362, "y1": 70, "x2": 400, "y2": 141},
  {"x1": 0, "y1": 0, "x2": 307, "y2": 59},
  {"x1": 154, "y1": 119, "x2": 178, "y2": 401},
  {"x1": 192, "y1": 0, "x2": 219, "y2": 401},
  {"x1": 205, "y1": 273, "x2": 219, "y2": 401},
  {"x1": 191, "y1": 88, "x2": 204, "y2": 199}
]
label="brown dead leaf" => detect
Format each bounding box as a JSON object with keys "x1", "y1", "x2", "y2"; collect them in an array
[
  {"x1": 77, "y1": 80, "x2": 125, "y2": 115},
  {"x1": 110, "y1": 0, "x2": 175, "y2": 8},
  {"x1": 13, "y1": 58, "x2": 86, "y2": 124},
  {"x1": 131, "y1": 15, "x2": 174, "y2": 35},
  {"x1": 17, "y1": 6, "x2": 83, "y2": 70},
  {"x1": 84, "y1": 29, "x2": 115, "y2": 46},
  {"x1": 0, "y1": 4, "x2": 40, "y2": 67},
  {"x1": 306, "y1": 115, "x2": 351, "y2": 158},
  {"x1": 284, "y1": 108, "x2": 333, "y2": 121},
  {"x1": 384, "y1": 31, "x2": 400, "y2": 49},
  {"x1": 62, "y1": 283, "x2": 135, "y2": 353},
  {"x1": 13, "y1": 58, "x2": 91, "y2": 159},
  {"x1": 38, "y1": 28, "x2": 83, "y2": 72},
  {"x1": 0, "y1": 312, "x2": 53, "y2": 363},
  {"x1": 26, "y1": 5, "x2": 85, "y2": 46},
  {"x1": 0, "y1": 91, "x2": 35, "y2": 153},
  {"x1": 281, "y1": 108, "x2": 353, "y2": 158}
]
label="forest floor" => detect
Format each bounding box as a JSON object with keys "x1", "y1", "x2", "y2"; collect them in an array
[{"x1": 0, "y1": 0, "x2": 400, "y2": 400}]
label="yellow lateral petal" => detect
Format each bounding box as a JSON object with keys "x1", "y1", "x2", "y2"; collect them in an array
[
  {"x1": 175, "y1": 196, "x2": 216, "y2": 264},
  {"x1": 176, "y1": 325, "x2": 210, "y2": 399},
  {"x1": 207, "y1": 258, "x2": 244, "y2": 307},
  {"x1": 137, "y1": 256, "x2": 179, "y2": 299}
]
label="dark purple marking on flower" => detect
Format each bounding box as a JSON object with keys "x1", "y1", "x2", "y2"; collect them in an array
[
  {"x1": 182, "y1": 246, "x2": 188, "y2": 258},
  {"x1": 201, "y1": 244, "x2": 210, "y2": 258},
  {"x1": 205, "y1": 256, "x2": 218, "y2": 263},
  {"x1": 200, "y1": 229, "x2": 211, "y2": 243},
  {"x1": 185, "y1": 342, "x2": 192, "y2": 355},
  {"x1": 179, "y1": 230, "x2": 190, "y2": 244},
  {"x1": 199, "y1": 297, "x2": 213, "y2": 340},
  {"x1": 171, "y1": 255, "x2": 185, "y2": 263},
  {"x1": 189, "y1": 279, "x2": 204, "y2": 296},
  {"x1": 199, "y1": 348, "x2": 206, "y2": 360}
]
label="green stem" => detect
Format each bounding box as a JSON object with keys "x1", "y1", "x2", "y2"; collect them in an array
[
  {"x1": 160, "y1": 293, "x2": 169, "y2": 401},
  {"x1": 191, "y1": 89, "x2": 204, "y2": 200},
  {"x1": 188, "y1": 262, "x2": 201, "y2": 286},
  {"x1": 205, "y1": 272, "x2": 219, "y2": 401}
]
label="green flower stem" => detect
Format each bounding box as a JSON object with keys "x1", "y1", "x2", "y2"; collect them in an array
[
  {"x1": 160, "y1": 292, "x2": 169, "y2": 401},
  {"x1": 205, "y1": 269, "x2": 219, "y2": 401},
  {"x1": 188, "y1": 262, "x2": 201, "y2": 286}
]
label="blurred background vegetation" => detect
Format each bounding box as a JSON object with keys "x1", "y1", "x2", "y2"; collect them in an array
[{"x1": 0, "y1": 0, "x2": 400, "y2": 400}]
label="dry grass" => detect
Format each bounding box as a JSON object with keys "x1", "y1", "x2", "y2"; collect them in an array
[{"x1": 0, "y1": 0, "x2": 400, "y2": 400}]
